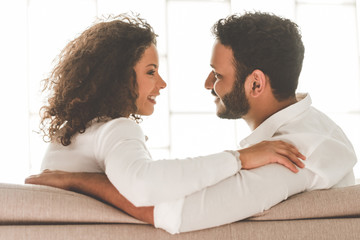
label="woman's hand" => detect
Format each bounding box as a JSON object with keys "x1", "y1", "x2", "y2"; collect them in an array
[
  {"x1": 238, "y1": 140, "x2": 306, "y2": 173},
  {"x1": 25, "y1": 169, "x2": 74, "y2": 190}
]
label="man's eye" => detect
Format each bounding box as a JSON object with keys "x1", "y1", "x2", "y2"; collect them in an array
[{"x1": 213, "y1": 72, "x2": 220, "y2": 79}]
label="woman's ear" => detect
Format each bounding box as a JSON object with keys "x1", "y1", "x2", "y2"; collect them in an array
[{"x1": 246, "y1": 69, "x2": 267, "y2": 98}]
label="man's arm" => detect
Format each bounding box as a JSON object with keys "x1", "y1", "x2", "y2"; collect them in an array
[
  {"x1": 25, "y1": 171, "x2": 154, "y2": 225},
  {"x1": 177, "y1": 164, "x2": 312, "y2": 232}
]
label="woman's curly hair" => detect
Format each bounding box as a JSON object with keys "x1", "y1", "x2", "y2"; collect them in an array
[{"x1": 40, "y1": 13, "x2": 157, "y2": 146}]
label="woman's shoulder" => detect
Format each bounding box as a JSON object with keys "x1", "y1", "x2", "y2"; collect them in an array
[{"x1": 95, "y1": 117, "x2": 145, "y2": 142}]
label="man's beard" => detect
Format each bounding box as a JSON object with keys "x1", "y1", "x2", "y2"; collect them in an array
[{"x1": 216, "y1": 78, "x2": 250, "y2": 119}]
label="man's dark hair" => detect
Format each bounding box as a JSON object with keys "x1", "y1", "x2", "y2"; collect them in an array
[{"x1": 212, "y1": 12, "x2": 305, "y2": 101}]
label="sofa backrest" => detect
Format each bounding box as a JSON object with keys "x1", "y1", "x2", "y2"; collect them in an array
[
  {"x1": 0, "y1": 183, "x2": 144, "y2": 225},
  {"x1": 1, "y1": 183, "x2": 359, "y2": 225}
]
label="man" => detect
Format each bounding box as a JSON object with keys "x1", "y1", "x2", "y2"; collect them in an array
[{"x1": 26, "y1": 12, "x2": 357, "y2": 234}]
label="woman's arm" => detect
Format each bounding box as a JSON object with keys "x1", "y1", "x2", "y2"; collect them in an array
[
  {"x1": 99, "y1": 120, "x2": 305, "y2": 207},
  {"x1": 25, "y1": 171, "x2": 154, "y2": 225},
  {"x1": 105, "y1": 140, "x2": 304, "y2": 207}
]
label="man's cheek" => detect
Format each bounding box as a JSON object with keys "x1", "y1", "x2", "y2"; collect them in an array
[{"x1": 213, "y1": 81, "x2": 222, "y2": 97}]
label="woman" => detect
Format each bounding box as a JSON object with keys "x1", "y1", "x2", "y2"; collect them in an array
[{"x1": 27, "y1": 14, "x2": 305, "y2": 232}]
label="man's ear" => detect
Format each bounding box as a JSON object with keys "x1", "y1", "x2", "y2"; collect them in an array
[{"x1": 246, "y1": 69, "x2": 267, "y2": 98}]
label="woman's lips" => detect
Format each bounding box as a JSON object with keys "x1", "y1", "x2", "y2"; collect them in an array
[{"x1": 147, "y1": 95, "x2": 157, "y2": 104}]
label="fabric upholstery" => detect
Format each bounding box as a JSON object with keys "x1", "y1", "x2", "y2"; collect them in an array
[
  {"x1": 1, "y1": 219, "x2": 360, "y2": 240},
  {"x1": 1, "y1": 183, "x2": 360, "y2": 224},
  {"x1": 0, "y1": 183, "x2": 360, "y2": 239},
  {"x1": 0, "y1": 183, "x2": 144, "y2": 224},
  {"x1": 249, "y1": 184, "x2": 360, "y2": 220}
]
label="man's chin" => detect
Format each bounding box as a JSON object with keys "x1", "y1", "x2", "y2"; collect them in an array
[
  {"x1": 215, "y1": 105, "x2": 226, "y2": 118},
  {"x1": 216, "y1": 106, "x2": 246, "y2": 119},
  {"x1": 215, "y1": 102, "x2": 243, "y2": 119},
  {"x1": 216, "y1": 110, "x2": 239, "y2": 119}
]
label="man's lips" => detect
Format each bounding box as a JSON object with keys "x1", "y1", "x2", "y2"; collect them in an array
[
  {"x1": 211, "y1": 89, "x2": 218, "y2": 97},
  {"x1": 211, "y1": 89, "x2": 221, "y2": 104}
]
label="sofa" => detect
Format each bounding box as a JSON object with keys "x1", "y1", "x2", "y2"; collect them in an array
[{"x1": 0, "y1": 182, "x2": 360, "y2": 240}]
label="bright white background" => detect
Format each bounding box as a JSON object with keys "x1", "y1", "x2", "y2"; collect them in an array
[{"x1": 0, "y1": 0, "x2": 359, "y2": 183}]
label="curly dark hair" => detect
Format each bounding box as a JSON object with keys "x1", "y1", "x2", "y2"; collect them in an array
[
  {"x1": 212, "y1": 12, "x2": 305, "y2": 101},
  {"x1": 40, "y1": 13, "x2": 157, "y2": 146}
]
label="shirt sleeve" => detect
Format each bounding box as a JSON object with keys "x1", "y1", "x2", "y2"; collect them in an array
[
  {"x1": 300, "y1": 137, "x2": 357, "y2": 189},
  {"x1": 95, "y1": 118, "x2": 241, "y2": 207},
  {"x1": 155, "y1": 164, "x2": 313, "y2": 234},
  {"x1": 269, "y1": 133, "x2": 357, "y2": 190},
  {"x1": 175, "y1": 131, "x2": 357, "y2": 234}
]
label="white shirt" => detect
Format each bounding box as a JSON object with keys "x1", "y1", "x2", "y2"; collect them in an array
[
  {"x1": 41, "y1": 118, "x2": 241, "y2": 229},
  {"x1": 156, "y1": 93, "x2": 357, "y2": 233}
]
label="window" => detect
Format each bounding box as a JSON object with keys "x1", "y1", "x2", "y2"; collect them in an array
[{"x1": 0, "y1": 0, "x2": 358, "y2": 183}]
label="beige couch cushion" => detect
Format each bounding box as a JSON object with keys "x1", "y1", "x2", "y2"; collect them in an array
[
  {"x1": 2, "y1": 218, "x2": 360, "y2": 240},
  {"x1": 0, "y1": 183, "x2": 144, "y2": 224},
  {"x1": 0, "y1": 183, "x2": 359, "y2": 225},
  {"x1": 249, "y1": 184, "x2": 360, "y2": 220}
]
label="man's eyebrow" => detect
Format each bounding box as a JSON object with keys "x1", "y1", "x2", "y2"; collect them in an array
[
  {"x1": 210, "y1": 64, "x2": 215, "y2": 69},
  {"x1": 146, "y1": 64, "x2": 158, "y2": 68}
]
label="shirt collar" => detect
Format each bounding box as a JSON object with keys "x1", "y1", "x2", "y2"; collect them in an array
[{"x1": 240, "y1": 93, "x2": 312, "y2": 147}]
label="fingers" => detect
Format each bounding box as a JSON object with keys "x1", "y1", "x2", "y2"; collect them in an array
[
  {"x1": 25, "y1": 175, "x2": 40, "y2": 184},
  {"x1": 270, "y1": 140, "x2": 306, "y2": 171},
  {"x1": 277, "y1": 148, "x2": 305, "y2": 168},
  {"x1": 282, "y1": 142, "x2": 306, "y2": 160},
  {"x1": 289, "y1": 154, "x2": 305, "y2": 168},
  {"x1": 275, "y1": 155, "x2": 299, "y2": 173},
  {"x1": 25, "y1": 172, "x2": 50, "y2": 184}
]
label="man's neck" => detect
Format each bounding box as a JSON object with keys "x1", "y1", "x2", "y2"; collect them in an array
[{"x1": 244, "y1": 96, "x2": 297, "y2": 131}]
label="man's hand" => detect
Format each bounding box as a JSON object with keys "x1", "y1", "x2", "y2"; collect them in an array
[
  {"x1": 25, "y1": 170, "x2": 154, "y2": 225},
  {"x1": 25, "y1": 169, "x2": 74, "y2": 190},
  {"x1": 238, "y1": 140, "x2": 306, "y2": 173}
]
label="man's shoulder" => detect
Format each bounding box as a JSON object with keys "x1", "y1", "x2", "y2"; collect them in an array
[
  {"x1": 281, "y1": 106, "x2": 344, "y2": 137},
  {"x1": 275, "y1": 107, "x2": 356, "y2": 189}
]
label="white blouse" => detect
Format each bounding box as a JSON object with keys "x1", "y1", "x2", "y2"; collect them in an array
[{"x1": 41, "y1": 117, "x2": 241, "y2": 229}]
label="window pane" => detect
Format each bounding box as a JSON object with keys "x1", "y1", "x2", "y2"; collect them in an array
[
  {"x1": 296, "y1": 3, "x2": 360, "y2": 112},
  {"x1": 97, "y1": 0, "x2": 167, "y2": 55},
  {"x1": 170, "y1": 114, "x2": 239, "y2": 158},
  {"x1": 146, "y1": 148, "x2": 170, "y2": 161},
  {"x1": 0, "y1": 0, "x2": 29, "y2": 183},
  {"x1": 167, "y1": 0, "x2": 230, "y2": 112},
  {"x1": 231, "y1": 0, "x2": 295, "y2": 19}
]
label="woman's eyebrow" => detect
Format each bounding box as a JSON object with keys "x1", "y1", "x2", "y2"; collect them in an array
[{"x1": 146, "y1": 64, "x2": 158, "y2": 68}]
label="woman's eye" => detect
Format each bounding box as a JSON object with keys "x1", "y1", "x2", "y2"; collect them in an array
[{"x1": 147, "y1": 70, "x2": 155, "y2": 76}]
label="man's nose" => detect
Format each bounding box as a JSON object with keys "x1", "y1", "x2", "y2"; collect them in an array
[{"x1": 205, "y1": 71, "x2": 215, "y2": 90}]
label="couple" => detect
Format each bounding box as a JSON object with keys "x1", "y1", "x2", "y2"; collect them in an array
[{"x1": 26, "y1": 12, "x2": 357, "y2": 234}]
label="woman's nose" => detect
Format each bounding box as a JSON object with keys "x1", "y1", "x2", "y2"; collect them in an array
[{"x1": 157, "y1": 74, "x2": 167, "y2": 89}]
